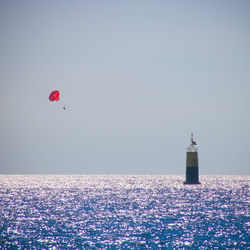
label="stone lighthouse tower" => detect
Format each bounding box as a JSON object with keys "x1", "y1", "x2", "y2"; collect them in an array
[{"x1": 184, "y1": 133, "x2": 201, "y2": 184}]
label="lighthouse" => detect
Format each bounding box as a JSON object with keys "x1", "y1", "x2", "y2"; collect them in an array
[{"x1": 184, "y1": 133, "x2": 201, "y2": 184}]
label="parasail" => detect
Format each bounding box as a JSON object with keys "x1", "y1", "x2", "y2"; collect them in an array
[{"x1": 49, "y1": 90, "x2": 60, "y2": 101}]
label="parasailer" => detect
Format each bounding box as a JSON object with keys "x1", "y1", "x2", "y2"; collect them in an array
[{"x1": 49, "y1": 90, "x2": 66, "y2": 110}]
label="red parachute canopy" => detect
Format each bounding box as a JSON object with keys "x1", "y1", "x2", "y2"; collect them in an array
[{"x1": 49, "y1": 90, "x2": 60, "y2": 101}]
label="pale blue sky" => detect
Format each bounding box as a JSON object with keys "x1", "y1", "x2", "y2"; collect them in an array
[{"x1": 0, "y1": 1, "x2": 249, "y2": 174}]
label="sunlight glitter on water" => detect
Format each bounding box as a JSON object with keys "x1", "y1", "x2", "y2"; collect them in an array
[{"x1": 0, "y1": 175, "x2": 249, "y2": 248}]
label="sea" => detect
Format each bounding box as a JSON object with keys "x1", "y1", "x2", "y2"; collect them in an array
[{"x1": 0, "y1": 175, "x2": 249, "y2": 249}]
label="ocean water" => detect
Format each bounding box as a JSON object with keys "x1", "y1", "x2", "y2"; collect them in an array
[{"x1": 0, "y1": 175, "x2": 249, "y2": 249}]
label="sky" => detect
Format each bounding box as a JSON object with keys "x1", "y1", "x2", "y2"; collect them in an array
[{"x1": 0, "y1": 0, "x2": 249, "y2": 175}]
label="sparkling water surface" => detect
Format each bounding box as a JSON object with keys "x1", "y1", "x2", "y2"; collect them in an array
[{"x1": 0, "y1": 175, "x2": 249, "y2": 249}]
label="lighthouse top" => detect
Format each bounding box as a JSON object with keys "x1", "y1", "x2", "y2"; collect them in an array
[{"x1": 187, "y1": 133, "x2": 198, "y2": 152}]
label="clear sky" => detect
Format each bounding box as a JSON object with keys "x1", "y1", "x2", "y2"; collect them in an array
[{"x1": 0, "y1": 1, "x2": 249, "y2": 175}]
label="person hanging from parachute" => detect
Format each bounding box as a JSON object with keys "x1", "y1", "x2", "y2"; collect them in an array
[{"x1": 49, "y1": 90, "x2": 66, "y2": 110}]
